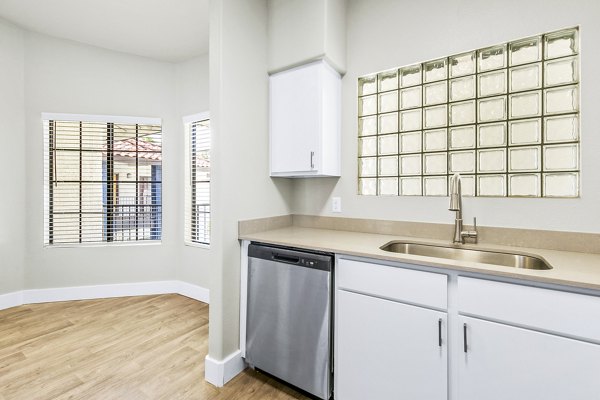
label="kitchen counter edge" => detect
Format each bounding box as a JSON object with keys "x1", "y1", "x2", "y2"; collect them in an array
[{"x1": 240, "y1": 226, "x2": 600, "y2": 292}]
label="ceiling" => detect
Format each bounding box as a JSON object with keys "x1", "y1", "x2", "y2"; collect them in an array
[{"x1": 0, "y1": 0, "x2": 209, "y2": 62}]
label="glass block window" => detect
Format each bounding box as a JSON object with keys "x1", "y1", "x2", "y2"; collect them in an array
[{"x1": 358, "y1": 27, "x2": 580, "y2": 198}]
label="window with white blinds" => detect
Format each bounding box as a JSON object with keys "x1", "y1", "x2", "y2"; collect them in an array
[
  {"x1": 43, "y1": 114, "x2": 163, "y2": 245},
  {"x1": 184, "y1": 116, "x2": 210, "y2": 245}
]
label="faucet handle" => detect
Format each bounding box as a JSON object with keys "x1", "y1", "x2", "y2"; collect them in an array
[
  {"x1": 469, "y1": 217, "x2": 479, "y2": 244},
  {"x1": 461, "y1": 217, "x2": 479, "y2": 244}
]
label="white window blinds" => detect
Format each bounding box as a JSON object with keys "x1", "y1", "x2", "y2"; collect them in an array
[
  {"x1": 185, "y1": 117, "x2": 210, "y2": 245},
  {"x1": 43, "y1": 115, "x2": 163, "y2": 245}
]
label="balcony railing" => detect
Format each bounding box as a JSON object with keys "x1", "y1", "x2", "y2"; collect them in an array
[
  {"x1": 112, "y1": 196, "x2": 161, "y2": 241},
  {"x1": 192, "y1": 203, "x2": 210, "y2": 244}
]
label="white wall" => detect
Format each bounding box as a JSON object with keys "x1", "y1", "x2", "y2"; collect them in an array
[
  {"x1": 293, "y1": 0, "x2": 600, "y2": 234},
  {"x1": 23, "y1": 32, "x2": 181, "y2": 289},
  {"x1": 175, "y1": 54, "x2": 212, "y2": 288},
  {"x1": 177, "y1": 55, "x2": 210, "y2": 118},
  {"x1": 208, "y1": 0, "x2": 293, "y2": 361},
  {"x1": 268, "y1": 0, "x2": 347, "y2": 73},
  {"x1": 0, "y1": 18, "x2": 26, "y2": 294},
  {"x1": 324, "y1": 0, "x2": 347, "y2": 74}
]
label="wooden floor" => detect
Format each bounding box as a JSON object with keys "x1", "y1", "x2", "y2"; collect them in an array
[{"x1": 0, "y1": 294, "x2": 310, "y2": 400}]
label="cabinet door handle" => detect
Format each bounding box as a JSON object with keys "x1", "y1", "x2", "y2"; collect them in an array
[
  {"x1": 310, "y1": 151, "x2": 315, "y2": 169},
  {"x1": 438, "y1": 318, "x2": 442, "y2": 347},
  {"x1": 463, "y1": 323, "x2": 468, "y2": 353}
]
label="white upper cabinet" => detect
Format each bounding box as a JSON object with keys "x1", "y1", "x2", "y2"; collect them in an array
[{"x1": 269, "y1": 60, "x2": 341, "y2": 177}]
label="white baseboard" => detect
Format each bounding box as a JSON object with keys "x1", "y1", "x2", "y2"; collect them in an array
[
  {"x1": 205, "y1": 350, "x2": 246, "y2": 387},
  {"x1": 23, "y1": 280, "x2": 181, "y2": 304},
  {"x1": 178, "y1": 281, "x2": 210, "y2": 303},
  {"x1": 0, "y1": 280, "x2": 209, "y2": 310},
  {"x1": 0, "y1": 291, "x2": 24, "y2": 311}
]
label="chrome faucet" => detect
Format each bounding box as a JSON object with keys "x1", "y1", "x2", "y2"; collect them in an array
[{"x1": 449, "y1": 173, "x2": 478, "y2": 244}]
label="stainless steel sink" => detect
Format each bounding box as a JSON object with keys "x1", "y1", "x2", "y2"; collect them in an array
[{"x1": 380, "y1": 241, "x2": 553, "y2": 270}]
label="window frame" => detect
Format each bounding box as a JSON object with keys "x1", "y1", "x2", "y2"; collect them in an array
[
  {"x1": 42, "y1": 112, "x2": 163, "y2": 247},
  {"x1": 183, "y1": 112, "x2": 211, "y2": 248}
]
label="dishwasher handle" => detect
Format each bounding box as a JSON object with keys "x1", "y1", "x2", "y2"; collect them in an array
[
  {"x1": 272, "y1": 253, "x2": 301, "y2": 265},
  {"x1": 248, "y1": 243, "x2": 333, "y2": 272}
]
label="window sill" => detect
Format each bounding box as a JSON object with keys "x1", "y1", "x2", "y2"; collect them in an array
[
  {"x1": 184, "y1": 241, "x2": 210, "y2": 250},
  {"x1": 44, "y1": 240, "x2": 162, "y2": 249}
]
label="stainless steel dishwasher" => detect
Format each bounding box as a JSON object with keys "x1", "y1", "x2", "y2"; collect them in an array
[{"x1": 246, "y1": 243, "x2": 333, "y2": 400}]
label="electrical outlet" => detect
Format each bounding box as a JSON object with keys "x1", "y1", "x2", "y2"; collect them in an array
[{"x1": 332, "y1": 197, "x2": 342, "y2": 213}]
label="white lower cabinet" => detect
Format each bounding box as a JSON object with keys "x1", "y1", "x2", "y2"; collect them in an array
[
  {"x1": 459, "y1": 316, "x2": 600, "y2": 400},
  {"x1": 334, "y1": 259, "x2": 600, "y2": 400},
  {"x1": 336, "y1": 290, "x2": 447, "y2": 400}
]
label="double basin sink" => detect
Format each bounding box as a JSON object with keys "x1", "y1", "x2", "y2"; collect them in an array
[{"x1": 380, "y1": 241, "x2": 553, "y2": 270}]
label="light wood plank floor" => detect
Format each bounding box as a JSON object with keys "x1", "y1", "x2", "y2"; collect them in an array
[{"x1": 0, "y1": 294, "x2": 310, "y2": 400}]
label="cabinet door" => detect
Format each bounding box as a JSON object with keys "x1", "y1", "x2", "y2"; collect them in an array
[
  {"x1": 459, "y1": 316, "x2": 600, "y2": 400},
  {"x1": 270, "y1": 63, "x2": 320, "y2": 174},
  {"x1": 336, "y1": 290, "x2": 447, "y2": 400}
]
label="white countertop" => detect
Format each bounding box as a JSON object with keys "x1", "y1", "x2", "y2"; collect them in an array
[{"x1": 240, "y1": 226, "x2": 600, "y2": 291}]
